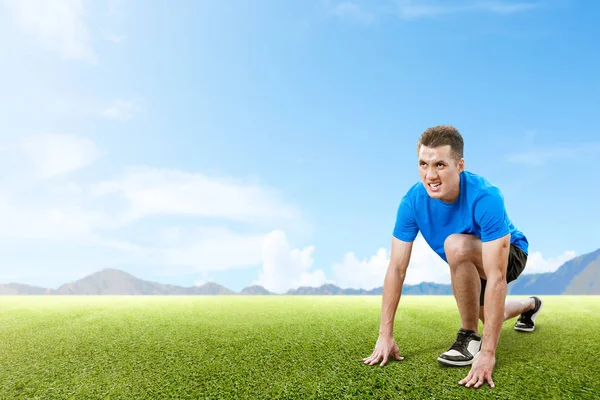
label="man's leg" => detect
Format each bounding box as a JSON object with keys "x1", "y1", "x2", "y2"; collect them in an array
[
  {"x1": 444, "y1": 234, "x2": 483, "y2": 333},
  {"x1": 438, "y1": 234, "x2": 542, "y2": 367},
  {"x1": 438, "y1": 234, "x2": 545, "y2": 366},
  {"x1": 479, "y1": 244, "x2": 544, "y2": 332},
  {"x1": 479, "y1": 298, "x2": 536, "y2": 323},
  {"x1": 437, "y1": 234, "x2": 485, "y2": 366},
  {"x1": 442, "y1": 234, "x2": 540, "y2": 327}
]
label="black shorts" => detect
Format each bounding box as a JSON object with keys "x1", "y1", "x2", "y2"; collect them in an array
[{"x1": 480, "y1": 244, "x2": 527, "y2": 306}]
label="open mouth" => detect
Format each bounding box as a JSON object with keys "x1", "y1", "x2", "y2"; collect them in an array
[{"x1": 428, "y1": 183, "x2": 441, "y2": 192}]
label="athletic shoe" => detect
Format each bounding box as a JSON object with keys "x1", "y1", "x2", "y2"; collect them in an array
[
  {"x1": 437, "y1": 328, "x2": 482, "y2": 366},
  {"x1": 514, "y1": 296, "x2": 543, "y2": 332}
]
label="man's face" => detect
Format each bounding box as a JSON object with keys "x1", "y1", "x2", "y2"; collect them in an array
[{"x1": 418, "y1": 145, "x2": 464, "y2": 203}]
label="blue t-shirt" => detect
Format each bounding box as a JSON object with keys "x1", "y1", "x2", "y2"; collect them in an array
[{"x1": 393, "y1": 171, "x2": 528, "y2": 262}]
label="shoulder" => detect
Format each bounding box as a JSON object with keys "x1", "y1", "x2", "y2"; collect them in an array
[
  {"x1": 396, "y1": 180, "x2": 426, "y2": 217},
  {"x1": 463, "y1": 171, "x2": 504, "y2": 201},
  {"x1": 463, "y1": 172, "x2": 507, "y2": 222},
  {"x1": 403, "y1": 180, "x2": 427, "y2": 202}
]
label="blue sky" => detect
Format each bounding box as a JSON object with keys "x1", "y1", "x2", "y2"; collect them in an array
[{"x1": 0, "y1": 0, "x2": 598, "y2": 293}]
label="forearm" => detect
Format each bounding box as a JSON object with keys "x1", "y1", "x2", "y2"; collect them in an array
[
  {"x1": 379, "y1": 266, "x2": 405, "y2": 337},
  {"x1": 482, "y1": 276, "x2": 507, "y2": 354}
]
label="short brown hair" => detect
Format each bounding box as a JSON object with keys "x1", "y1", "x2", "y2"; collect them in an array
[{"x1": 417, "y1": 125, "x2": 464, "y2": 159}]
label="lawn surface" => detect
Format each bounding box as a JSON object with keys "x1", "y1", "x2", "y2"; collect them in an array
[{"x1": 0, "y1": 295, "x2": 598, "y2": 399}]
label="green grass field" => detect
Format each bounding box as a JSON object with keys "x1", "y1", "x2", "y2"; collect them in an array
[{"x1": 0, "y1": 295, "x2": 598, "y2": 399}]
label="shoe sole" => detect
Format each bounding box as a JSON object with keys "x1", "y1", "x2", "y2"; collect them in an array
[
  {"x1": 514, "y1": 297, "x2": 544, "y2": 332},
  {"x1": 436, "y1": 356, "x2": 475, "y2": 367},
  {"x1": 514, "y1": 325, "x2": 535, "y2": 332}
]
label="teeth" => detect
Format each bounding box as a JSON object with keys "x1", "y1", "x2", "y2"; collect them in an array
[{"x1": 430, "y1": 183, "x2": 440, "y2": 188}]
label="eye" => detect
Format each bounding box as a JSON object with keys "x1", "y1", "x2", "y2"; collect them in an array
[{"x1": 437, "y1": 162, "x2": 445, "y2": 168}]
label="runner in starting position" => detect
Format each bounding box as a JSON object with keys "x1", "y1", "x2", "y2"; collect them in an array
[{"x1": 363, "y1": 125, "x2": 543, "y2": 389}]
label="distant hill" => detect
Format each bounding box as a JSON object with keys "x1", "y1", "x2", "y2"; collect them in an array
[
  {"x1": 286, "y1": 284, "x2": 371, "y2": 295},
  {"x1": 402, "y1": 282, "x2": 453, "y2": 295},
  {"x1": 50, "y1": 269, "x2": 180, "y2": 295},
  {"x1": 285, "y1": 282, "x2": 452, "y2": 295},
  {"x1": 508, "y1": 248, "x2": 600, "y2": 295},
  {"x1": 190, "y1": 282, "x2": 234, "y2": 295},
  {"x1": 45, "y1": 268, "x2": 234, "y2": 295},
  {"x1": 240, "y1": 285, "x2": 272, "y2": 295},
  {"x1": 2, "y1": 247, "x2": 599, "y2": 295},
  {"x1": 0, "y1": 283, "x2": 48, "y2": 295}
]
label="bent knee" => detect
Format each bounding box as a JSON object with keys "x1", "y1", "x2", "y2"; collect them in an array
[{"x1": 444, "y1": 234, "x2": 478, "y2": 264}]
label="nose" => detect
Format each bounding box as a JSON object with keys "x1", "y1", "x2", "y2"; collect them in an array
[{"x1": 426, "y1": 166, "x2": 438, "y2": 181}]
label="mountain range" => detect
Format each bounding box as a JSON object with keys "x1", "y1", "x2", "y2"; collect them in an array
[{"x1": 2, "y1": 248, "x2": 599, "y2": 296}]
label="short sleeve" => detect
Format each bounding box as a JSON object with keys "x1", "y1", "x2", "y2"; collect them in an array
[
  {"x1": 393, "y1": 194, "x2": 419, "y2": 242},
  {"x1": 474, "y1": 188, "x2": 510, "y2": 242}
]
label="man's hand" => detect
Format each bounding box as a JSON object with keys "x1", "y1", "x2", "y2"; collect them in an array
[
  {"x1": 459, "y1": 352, "x2": 496, "y2": 389},
  {"x1": 362, "y1": 335, "x2": 404, "y2": 367}
]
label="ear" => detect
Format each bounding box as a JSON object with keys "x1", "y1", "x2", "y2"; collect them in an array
[{"x1": 457, "y1": 158, "x2": 465, "y2": 172}]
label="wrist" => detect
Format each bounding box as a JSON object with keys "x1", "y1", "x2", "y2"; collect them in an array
[
  {"x1": 379, "y1": 329, "x2": 393, "y2": 338},
  {"x1": 480, "y1": 348, "x2": 496, "y2": 357}
]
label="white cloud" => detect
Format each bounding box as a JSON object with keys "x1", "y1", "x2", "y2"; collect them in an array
[
  {"x1": 0, "y1": 136, "x2": 309, "y2": 282},
  {"x1": 254, "y1": 230, "x2": 329, "y2": 294},
  {"x1": 2, "y1": 0, "x2": 96, "y2": 62},
  {"x1": 329, "y1": 2, "x2": 375, "y2": 24},
  {"x1": 324, "y1": 1, "x2": 539, "y2": 25},
  {"x1": 332, "y1": 248, "x2": 389, "y2": 290},
  {"x1": 332, "y1": 234, "x2": 450, "y2": 290},
  {"x1": 76, "y1": 228, "x2": 278, "y2": 276},
  {"x1": 397, "y1": 0, "x2": 539, "y2": 19},
  {"x1": 18, "y1": 134, "x2": 103, "y2": 178},
  {"x1": 0, "y1": 196, "x2": 108, "y2": 240},
  {"x1": 506, "y1": 143, "x2": 600, "y2": 167},
  {"x1": 102, "y1": 99, "x2": 140, "y2": 121},
  {"x1": 91, "y1": 166, "x2": 304, "y2": 227},
  {"x1": 523, "y1": 249, "x2": 576, "y2": 274},
  {"x1": 148, "y1": 227, "x2": 266, "y2": 272},
  {"x1": 474, "y1": 1, "x2": 539, "y2": 14},
  {"x1": 396, "y1": 0, "x2": 456, "y2": 18}
]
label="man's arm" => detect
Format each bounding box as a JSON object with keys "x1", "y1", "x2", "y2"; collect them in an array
[
  {"x1": 460, "y1": 233, "x2": 510, "y2": 388},
  {"x1": 379, "y1": 237, "x2": 414, "y2": 337},
  {"x1": 363, "y1": 237, "x2": 413, "y2": 367},
  {"x1": 480, "y1": 233, "x2": 510, "y2": 355}
]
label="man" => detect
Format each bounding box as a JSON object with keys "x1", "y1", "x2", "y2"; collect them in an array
[{"x1": 362, "y1": 125, "x2": 543, "y2": 389}]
